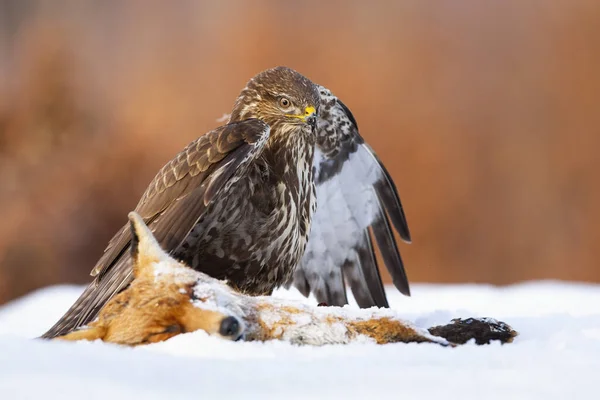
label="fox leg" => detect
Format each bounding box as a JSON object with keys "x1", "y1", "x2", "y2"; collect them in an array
[{"x1": 428, "y1": 318, "x2": 517, "y2": 345}]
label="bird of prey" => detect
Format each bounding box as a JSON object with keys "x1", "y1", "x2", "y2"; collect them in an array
[{"x1": 42, "y1": 66, "x2": 411, "y2": 339}]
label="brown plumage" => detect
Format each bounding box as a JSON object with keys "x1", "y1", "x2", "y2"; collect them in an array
[
  {"x1": 43, "y1": 66, "x2": 414, "y2": 339},
  {"x1": 43, "y1": 66, "x2": 320, "y2": 338}
]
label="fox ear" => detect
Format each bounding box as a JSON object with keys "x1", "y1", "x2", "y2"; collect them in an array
[{"x1": 128, "y1": 212, "x2": 168, "y2": 277}]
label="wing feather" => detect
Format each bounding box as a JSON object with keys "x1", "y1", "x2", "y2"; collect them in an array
[
  {"x1": 357, "y1": 229, "x2": 389, "y2": 307},
  {"x1": 341, "y1": 229, "x2": 390, "y2": 308},
  {"x1": 370, "y1": 191, "x2": 411, "y2": 296},
  {"x1": 364, "y1": 143, "x2": 411, "y2": 242}
]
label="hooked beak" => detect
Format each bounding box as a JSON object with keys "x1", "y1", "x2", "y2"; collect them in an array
[{"x1": 287, "y1": 106, "x2": 317, "y2": 128}]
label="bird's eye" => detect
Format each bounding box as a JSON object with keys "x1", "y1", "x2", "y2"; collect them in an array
[{"x1": 279, "y1": 97, "x2": 292, "y2": 110}]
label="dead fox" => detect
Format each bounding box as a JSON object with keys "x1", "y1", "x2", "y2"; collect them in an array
[{"x1": 54, "y1": 212, "x2": 516, "y2": 347}]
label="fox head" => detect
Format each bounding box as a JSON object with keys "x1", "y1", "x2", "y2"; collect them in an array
[
  {"x1": 53, "y1": 212, "x2": 247, "y2": 344},
  {"x1": 126, "y1": 211, "x2": 246, "y2": 341}
]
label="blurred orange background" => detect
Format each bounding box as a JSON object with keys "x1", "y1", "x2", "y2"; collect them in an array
[{"x1": 1, "y1": 0, "x2": 599, "y2": 305}]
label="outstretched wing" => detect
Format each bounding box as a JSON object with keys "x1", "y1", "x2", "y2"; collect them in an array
[
  {"x1": 290, "y1": 86, "x2": 411, "y2": 308},
  {"x1": 42, "y1": 119, "x2": 270, "y2": 338}
]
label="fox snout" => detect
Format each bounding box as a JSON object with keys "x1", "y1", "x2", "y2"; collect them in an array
[{"x1": 219, "y1": 316, "x2": 243, "y2": 341}]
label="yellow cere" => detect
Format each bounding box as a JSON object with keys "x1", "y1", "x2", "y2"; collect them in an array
[
  {"x1": 304, "y1": 106, "x2": 316, "y2": 116},
  {"x1": 287, "y1": 106, "x2": 316, "y2": 121}
]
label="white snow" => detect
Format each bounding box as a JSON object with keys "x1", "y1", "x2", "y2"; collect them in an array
[{"x1": 1, "y1": 281, "x2": 599, "y2": 399}]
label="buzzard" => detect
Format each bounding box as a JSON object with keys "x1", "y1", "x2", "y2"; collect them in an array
[{"x1": 42, "y1": 66, "x2": 411, "y2": 339}]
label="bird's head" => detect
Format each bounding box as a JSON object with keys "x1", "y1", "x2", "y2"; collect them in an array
[{"x1": 229, "y1": 66, "x2": 320, "y2": 135}]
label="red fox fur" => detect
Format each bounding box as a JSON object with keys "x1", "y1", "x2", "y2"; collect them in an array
[{"x1": 55, "y1": 212, "x2": 516, "y2": 347}]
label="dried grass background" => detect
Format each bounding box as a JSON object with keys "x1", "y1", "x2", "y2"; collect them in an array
[{"x1": 0, "y1": 0, "x2": 599, "y2": 304}]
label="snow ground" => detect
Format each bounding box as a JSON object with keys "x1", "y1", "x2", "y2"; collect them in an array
[{"x1": 1, "y1": 281, "x2": 599, "y2": 400}]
